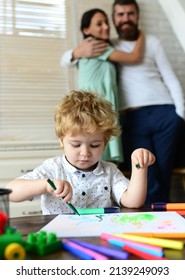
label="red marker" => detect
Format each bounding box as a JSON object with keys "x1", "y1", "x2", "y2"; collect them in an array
[{"x1": 123, "y1": 245, "x2": 168, "y2": 260}]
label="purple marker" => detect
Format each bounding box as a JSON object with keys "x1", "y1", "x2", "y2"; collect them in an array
[
  {"x1": 62, "y1": 242, "x2": 93, "y2": 260},
  {"x1": 69, "y1": 239, "x2": 129, "y2": 260},
  {"x1": 63, "y1": 239, "x2": 109, "y2": 260}
]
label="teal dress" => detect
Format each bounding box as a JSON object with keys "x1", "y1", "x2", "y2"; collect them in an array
[{"x1": 78, "y1": 46, "x2": 123, "y2": 162}]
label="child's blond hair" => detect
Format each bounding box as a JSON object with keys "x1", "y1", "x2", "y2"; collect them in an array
[{"x1": 54, "y1": 90, "x2": 121, "y2": 144}]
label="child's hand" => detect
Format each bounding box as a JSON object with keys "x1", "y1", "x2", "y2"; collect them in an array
[
  {"x1": 131, "y1": 148, "x2": 155, "y2": 169},
  {"x1": 47, "y1": 179, "x2": 73, "y2": 202}
]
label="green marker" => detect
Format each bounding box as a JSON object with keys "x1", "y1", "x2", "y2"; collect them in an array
[
  {"x1": 77, "y1": 207, "x2": 120, "y2": 215},
  {"x1": 47, "y1": 179, "x2": 80, "y2": 215},
  {"x1": 47, "y1": 178, "x2": 57, "y2": 190}
]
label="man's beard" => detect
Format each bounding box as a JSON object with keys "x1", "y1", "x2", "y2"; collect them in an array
[{"x1": 115, "y1": 21, "x2": 139, "y2": 41}]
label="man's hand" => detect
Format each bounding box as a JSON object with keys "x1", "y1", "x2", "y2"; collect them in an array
[{"x1": 72, "y1": 37, "x2": 108, "y2": 60}]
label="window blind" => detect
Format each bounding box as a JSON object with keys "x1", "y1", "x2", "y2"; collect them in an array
[{"x1": 0, "y1": 0, "x2": 72, "y2": 150}]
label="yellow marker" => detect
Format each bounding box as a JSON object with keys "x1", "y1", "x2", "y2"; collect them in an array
[{"x1": 114, "y1": 233, "x2": 184, "y2": 250}]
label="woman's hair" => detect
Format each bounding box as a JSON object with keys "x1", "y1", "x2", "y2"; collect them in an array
[
  {"x1": 54, "y1": 90, "x2": 121, "y2": 145},
  {"x1": 80, "y1": 8, "x2": 108, "y2": 39}
]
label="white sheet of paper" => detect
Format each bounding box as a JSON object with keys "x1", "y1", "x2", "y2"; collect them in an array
[{"x1": 40, "y1": 211, "x2": 185, "y2": 238}]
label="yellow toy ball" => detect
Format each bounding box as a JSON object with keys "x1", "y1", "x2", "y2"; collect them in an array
[{"x1": 4, "y1": 243, "x2": 26, "y2": 260}]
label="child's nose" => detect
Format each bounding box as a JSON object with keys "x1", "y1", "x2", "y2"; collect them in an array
[{"x1": 80, "y1": 146, "x2": 90, "y2": 156}]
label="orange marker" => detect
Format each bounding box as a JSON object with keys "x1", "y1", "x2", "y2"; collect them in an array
[{"x1": 151, "y1": 203, "x2": 185, "y2": 211}]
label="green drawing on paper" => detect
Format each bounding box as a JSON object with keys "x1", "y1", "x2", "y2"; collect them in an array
[
  {"x1": 95, "y1": 215, "x2": 104, "y2": 222},
  {"x1": 112, "y1": 213, "x2": 156, "y2": 227}
]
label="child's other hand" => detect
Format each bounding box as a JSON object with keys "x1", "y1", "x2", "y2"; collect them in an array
[
  {"x1": 47, "y1": 179, "x2": 73, "y2": 202},
  {"x1": 131, "y1": 148, "x2": 155, "y2": 169}
]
